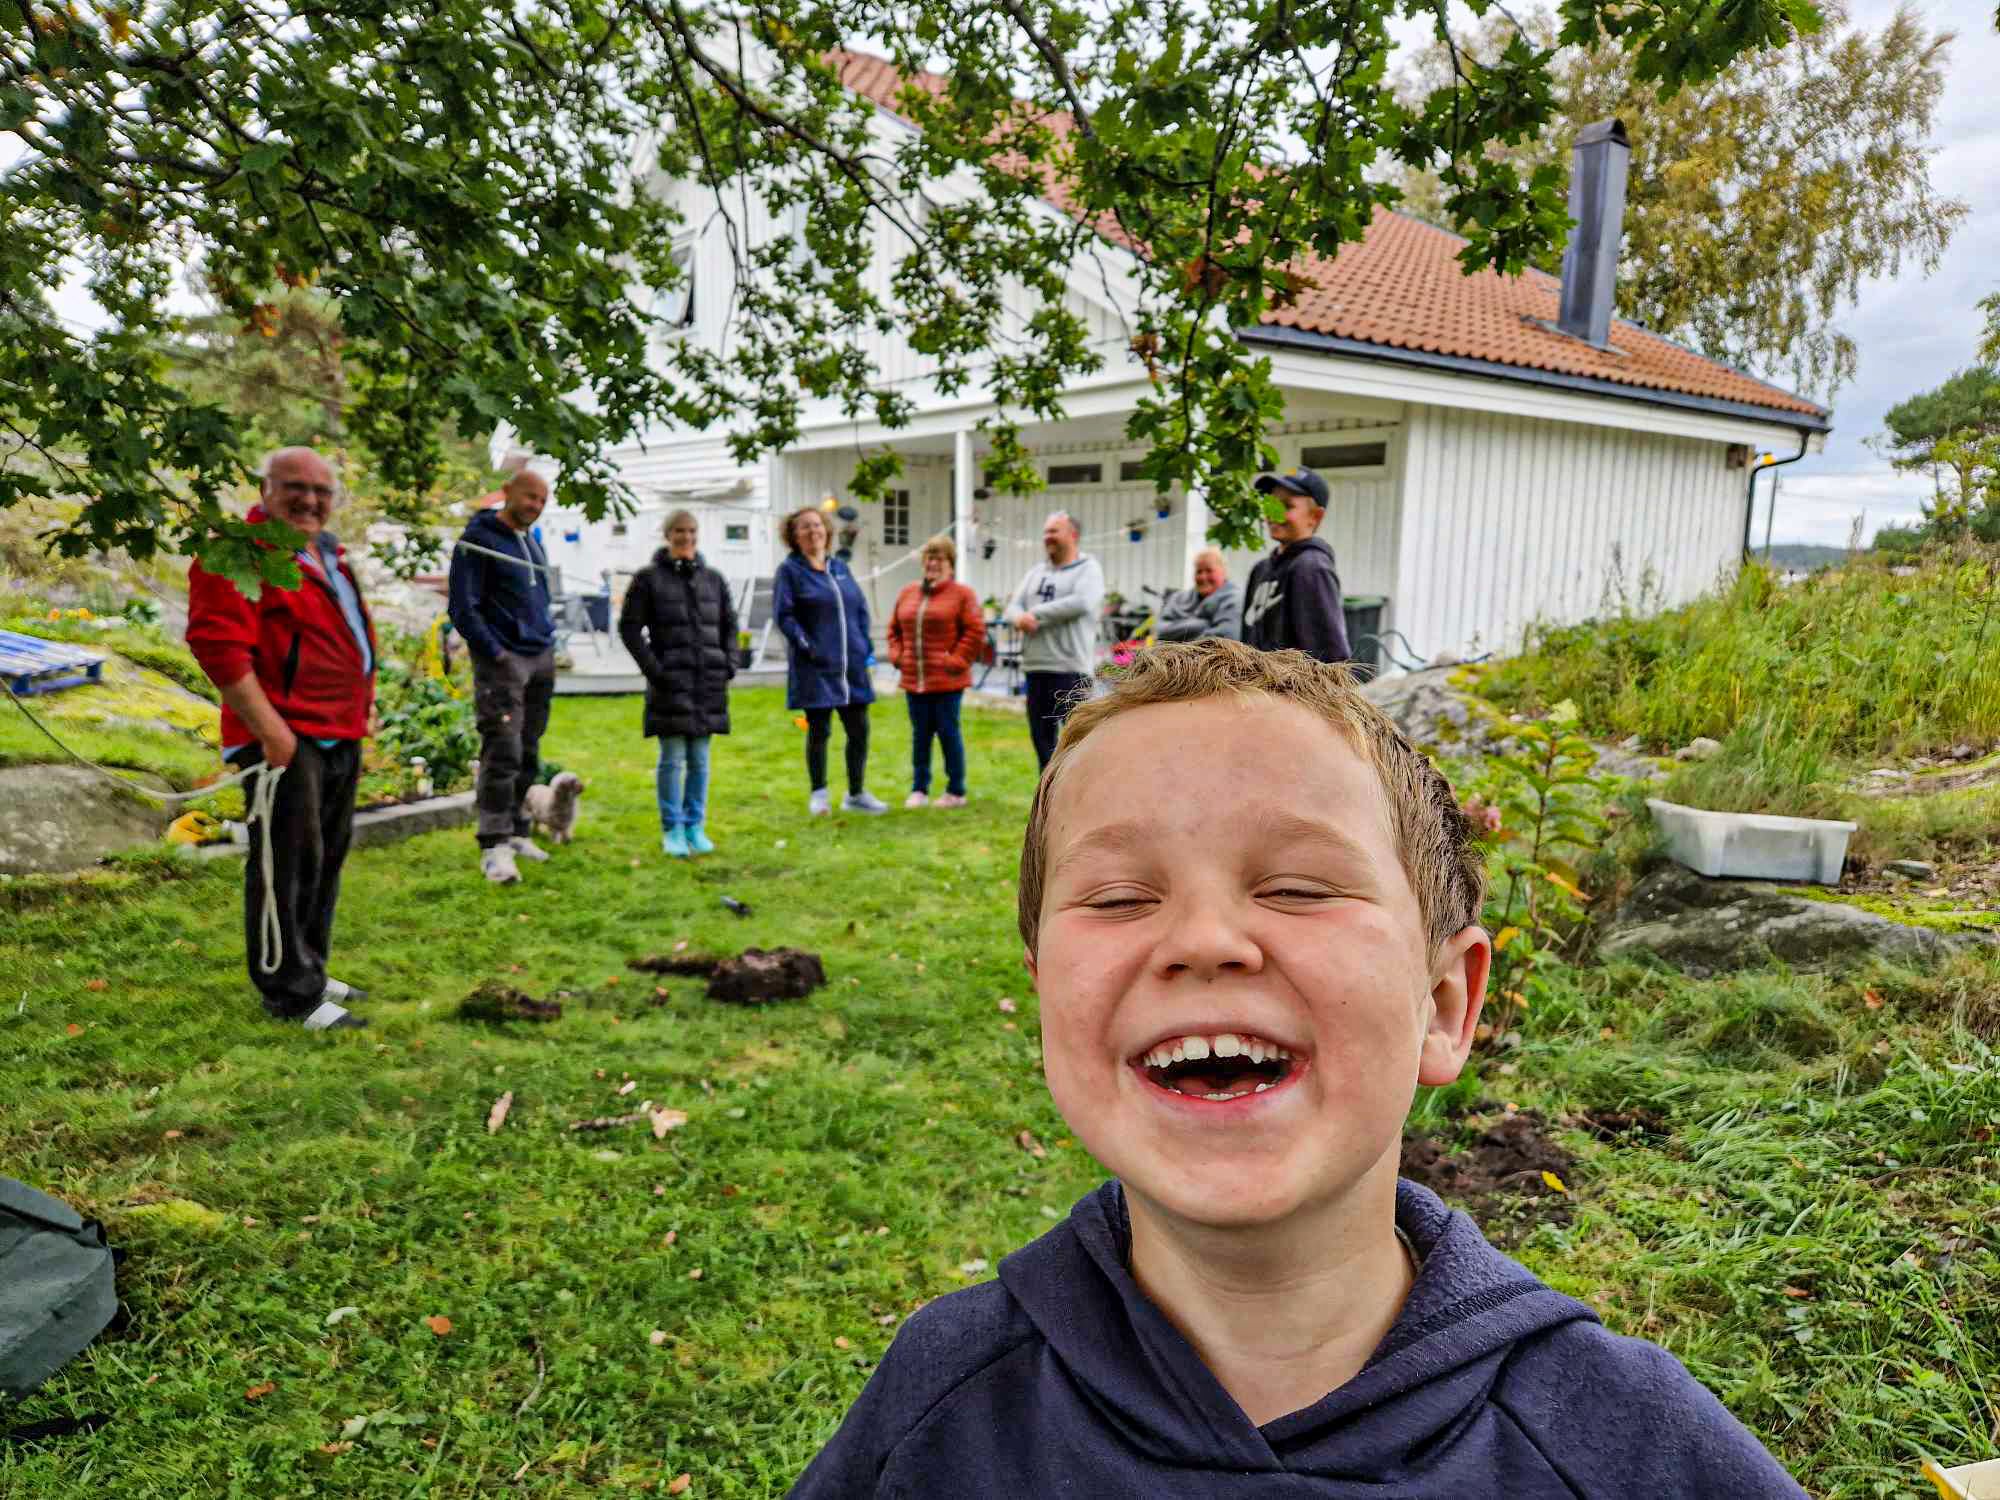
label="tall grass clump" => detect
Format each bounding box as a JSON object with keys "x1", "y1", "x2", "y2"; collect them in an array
[{"x1": 1480, "y1": 546, "x2": 2000, "y2": 761}]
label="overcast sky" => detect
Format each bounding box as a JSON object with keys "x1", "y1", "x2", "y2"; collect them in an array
[{"x1": 1767, "y1": 0, "x2": 1999, "y2": 546}]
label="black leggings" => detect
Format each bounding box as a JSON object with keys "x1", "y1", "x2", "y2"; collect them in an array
[{"x1": 805, "y1": 704, "x2": 870, "y2": 794}]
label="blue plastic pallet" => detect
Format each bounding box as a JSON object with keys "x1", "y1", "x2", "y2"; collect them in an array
[{"x1": 0, "y1": 629, "x2": 107, "y2": 696}]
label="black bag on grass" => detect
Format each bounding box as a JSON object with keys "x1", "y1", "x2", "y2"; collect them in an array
[{"x1": 0, "y1": 1177, "x2": 117, "y2": 1401}]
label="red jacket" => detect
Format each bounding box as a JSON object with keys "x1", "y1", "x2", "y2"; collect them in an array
[
  {"x1": 186, "y1": 507, "x2": 377, "y2": 746},
  {"x1": 885, "y1": 579, "x2": 986, "y2": 695}
]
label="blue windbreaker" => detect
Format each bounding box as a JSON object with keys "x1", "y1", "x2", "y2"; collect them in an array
[{"x1": 772, "y1": 552, "x2": 874, "y2": 711}]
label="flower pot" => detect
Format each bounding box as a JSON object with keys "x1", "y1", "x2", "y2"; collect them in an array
[
  {"x1": 738, "y1": 647, "x2": 754, "y2": 669},
  {"x1": 1645, "y1": 798, "x2": 1856, "y2": 884},
  {"x1": 1128, "y1": 528, "x2": 1144, "y2": 542}
]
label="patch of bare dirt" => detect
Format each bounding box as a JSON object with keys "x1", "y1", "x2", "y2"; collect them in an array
[
  {"x1": 456, "y1": 981, "x2": 563, "y2": 1023},
  {"x1": 629, "y1": 947, "x2": 827, "y2": 1004},
  {"x1": 1401, "y1": 1112, "x2": 1578, "y2": 1246}
]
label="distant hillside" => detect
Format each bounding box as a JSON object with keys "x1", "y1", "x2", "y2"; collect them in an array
[{"x1": 1760, "y1": 544, "x2": 1852, "y2": 571}]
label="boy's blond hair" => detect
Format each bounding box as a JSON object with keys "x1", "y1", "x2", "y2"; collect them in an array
[{"x1": 1018, "y1": 640, "x2": 1486, "y2": 957}]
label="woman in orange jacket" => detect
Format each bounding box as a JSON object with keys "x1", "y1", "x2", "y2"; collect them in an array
[{"x1": 885, "y1": 534, "x2": 987, "y2": 808}]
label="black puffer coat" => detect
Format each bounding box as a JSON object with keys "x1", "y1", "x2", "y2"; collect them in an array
[{"x1": 618, "y1": 550, "x2": 738, "y2": 738}]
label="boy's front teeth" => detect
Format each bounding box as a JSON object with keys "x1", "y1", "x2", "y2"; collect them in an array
[{"x1": 1142, "y1": 1032, "x2": 1293, "y2": 1068}]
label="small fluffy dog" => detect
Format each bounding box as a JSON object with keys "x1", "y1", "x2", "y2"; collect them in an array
[{"x1": 523, "y1": 771, "x2": 585, "y2": 844}]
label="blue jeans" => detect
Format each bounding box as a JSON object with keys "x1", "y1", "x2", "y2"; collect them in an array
[
  {"x1": 906, "y1": 690, "x2": 966, "y2": 796},
  {"x1": 655, "y1": 735, "x2": 711, "y2": 831}
]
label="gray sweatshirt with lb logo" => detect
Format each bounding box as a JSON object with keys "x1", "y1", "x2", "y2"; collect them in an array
[{"x1": 1005, "y1": 554, "x2": 1106, "y2": 676}]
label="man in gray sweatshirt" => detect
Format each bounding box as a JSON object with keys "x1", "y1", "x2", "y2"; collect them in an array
[{"x1": 1004, "y1": 511, "x2": 1105, "y2": 769}]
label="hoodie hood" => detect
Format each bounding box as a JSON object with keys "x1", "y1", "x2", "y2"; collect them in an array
[{"x1": 996, "y1": 1178, "x2": 1596, "y2": 1473}]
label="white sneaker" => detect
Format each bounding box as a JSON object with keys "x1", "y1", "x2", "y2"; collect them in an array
[
  {"x1": 509, "y1": 835, "x2": 550, "y2": 862},
  {"x1": 481, "y1": 844, "x2": 521, "y2": 884},
  {"x1": 809, "y1": 787, "x2": 832, "y2": 816},
  {"x1": 904, "y1": 791, "x2": 930, "y2": 810},
  {"x1": 843, "y1": 791, "x2": 890, "y2": 815},
  {"x1": 321, "y1": 978, "x2": 369, "y2": 1003}
]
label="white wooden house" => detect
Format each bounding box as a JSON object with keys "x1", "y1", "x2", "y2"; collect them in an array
[{"x1": 521, "y1": 51, "x2": 1831, "y2": 670}]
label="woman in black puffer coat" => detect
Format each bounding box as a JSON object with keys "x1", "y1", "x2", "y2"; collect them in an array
[{"x1": 617, "y1": 509, "x2": 738, "y2": 858}]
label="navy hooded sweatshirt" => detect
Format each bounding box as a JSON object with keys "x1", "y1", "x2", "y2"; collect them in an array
[
  {"x1": 1243, "y1": 535, "x2": 1350, "y2": 664},
  {"x1": 448, "y1": 508, "x2": 556, "y2": 661},
  {"x1": 789, "y1": 1179, "x2": 1806, "y2": 1498}
]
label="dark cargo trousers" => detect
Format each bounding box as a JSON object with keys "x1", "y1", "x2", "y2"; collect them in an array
[
  {"x1": 236, "y1": 737, "x2": 361, "y2": 1018},
  {"x1": 472, "y1": 648, "x2": 557, "y2": 847}
]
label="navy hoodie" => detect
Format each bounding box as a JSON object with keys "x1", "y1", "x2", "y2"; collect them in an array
[
  {"x1": 448, "y1": 508, "x2": 556, "y2": 660},
  {"x1": 1243, "y1": 535, "x2": 1350, "y2": 664},
  {"x1": 789, "y1": 1179, "x2": 1807, "y2": 1498}
]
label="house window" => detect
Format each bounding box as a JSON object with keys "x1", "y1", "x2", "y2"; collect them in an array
[
  {"x1": 1300, "y1": 440, "x2": 1388, "y2": 471},
  {"x1": 882, "y1": 489, "x2": 911, "y2": 547},
  {"x1": 611, "y1": 521, "x2": 628, "y2": 537},
  {"x1": 654, "y1": 239, "x2": 696, "y2": 332},
  {"x1": 1047, "y1": 462, "x2": 1103, "y2": 486},
  {"x1": 724, "y1": 523, "x2": 750, "y2": 544},
  {"x1": 1118, "y1": 459, "x2": 1149, "y2": 483}
]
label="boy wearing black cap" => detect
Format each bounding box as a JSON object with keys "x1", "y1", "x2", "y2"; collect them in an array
[{"x1": 1242, "y1": 466, "x2": 1350, "y2": 664}]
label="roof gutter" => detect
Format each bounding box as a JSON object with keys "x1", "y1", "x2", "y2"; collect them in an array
[
  {"x1": 1236, "y1": 324, "x2": 1832, "y2": 434},
  {"x1": 1741, "y1": 431, "x2": 1812, "y2": 561}
]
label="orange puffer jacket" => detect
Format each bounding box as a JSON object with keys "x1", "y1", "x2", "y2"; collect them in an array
[{"x1": 886, "y1": 579, "x2": 986, "y2": 696}]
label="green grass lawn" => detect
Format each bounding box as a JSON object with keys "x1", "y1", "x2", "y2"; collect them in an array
[{"x1": 3, "y1": 687, "x2": 1996, "y2": 1497}]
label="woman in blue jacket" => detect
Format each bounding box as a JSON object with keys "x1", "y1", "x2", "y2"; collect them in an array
[{"x1": 772, "y1": 506, "x2": 888, "y2": 815}]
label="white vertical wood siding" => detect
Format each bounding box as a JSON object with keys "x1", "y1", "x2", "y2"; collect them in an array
[{"x1": 1391, "y1": 404, "x2": 1743, "y2": 662}]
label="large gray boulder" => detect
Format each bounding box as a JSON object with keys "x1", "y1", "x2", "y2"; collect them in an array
[
  {"x1": 0, "y1": 764, "x2": 171, "y2": 875},
  {"x1": 1599, "y1": 862, "x2": 1981, "y2": 977},
  {"x1": 1361, "y1": 668, "x2": 1502, "y2": 755}
]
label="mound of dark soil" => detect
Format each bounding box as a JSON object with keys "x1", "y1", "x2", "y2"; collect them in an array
[
  {"x1": 457, "y1": 980, "x2": 563, "y2": 1023},
  {"x1": 628, "y1": 947, "x2": 827, "y2": 1004},
  {"x1": 1401, "y1": 1112, "x2": 1578, "y2": 1245}
]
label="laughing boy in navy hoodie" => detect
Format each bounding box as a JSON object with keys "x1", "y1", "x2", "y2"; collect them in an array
[{"x1": 790, "y1": 641, "x2": 1806, "y2": 1498}]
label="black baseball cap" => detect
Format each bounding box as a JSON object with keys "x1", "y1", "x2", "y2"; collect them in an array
[{"x1": 1254, "y1": 466, "x2": 1330, "y2": 507}]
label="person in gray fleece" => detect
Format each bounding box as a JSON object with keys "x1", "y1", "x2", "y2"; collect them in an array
[
  {"x1": 1004, "y1": 511, "x2": 1105, "y2": 769},
  {"x1": 1153, "y1": 548, "x2": 1242, "y2": 642}
]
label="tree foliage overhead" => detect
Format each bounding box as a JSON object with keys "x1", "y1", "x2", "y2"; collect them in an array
[
  {"x1": 1394, "y1": 1, "x2": 1962, "y2": 402},
  {"x1": 4, "y1": 0, "x2": 1821, "y2": 586}
]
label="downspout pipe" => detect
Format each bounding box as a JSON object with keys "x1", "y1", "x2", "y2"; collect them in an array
[{"x1": 1742, "y1": 431, "x2": 1812, "y2": 561}]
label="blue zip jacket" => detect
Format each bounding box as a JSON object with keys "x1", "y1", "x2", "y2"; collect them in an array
[
  {"x1": 773, "y1": 552, "x2": 874, "y2": 711},
  {"x1": 448, "y1": 508, "x2": 556, "y2": 661},
  {"x1": 788, "y1": 1178, "x2": 1808, "y2": 1499}
]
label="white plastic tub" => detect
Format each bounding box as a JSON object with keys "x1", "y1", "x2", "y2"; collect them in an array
[
  {"x1": 1924, "y1": 1457, "x2": 2000, "y2": 1499},
  {"x1": 1646, "y1": 798, "x2": 1856, "y2": 885}
]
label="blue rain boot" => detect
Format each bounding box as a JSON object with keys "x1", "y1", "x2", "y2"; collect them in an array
[
  {"x1": 687, "y1": 824, "x2": 715, "y2": 855},
  {"x1": 662, "y1": 827, "x2": 690, "y2": 859}
]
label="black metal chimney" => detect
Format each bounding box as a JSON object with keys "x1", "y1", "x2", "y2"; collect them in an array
[{"x1": 1556, "y1": 118, "x2": 1630, "y2": 348}]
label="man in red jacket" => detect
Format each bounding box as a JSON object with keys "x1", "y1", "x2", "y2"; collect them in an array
[{"x1": 186, "y1": 447, "x2": 377, "y2": 1031}]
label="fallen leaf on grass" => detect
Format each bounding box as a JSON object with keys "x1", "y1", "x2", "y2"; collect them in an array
[
  {"x1": 651, "y1": 1108, "x2": 688, "y2": 1138},
  {"x1": 1782, "y1": 1286, "x2": 1813, "y2": 1299},
  {"x1": 425, "y1": 1315, "x2": 453, "y2": 1336},
  {"x1": 340, "y1": 1414, "x2": 369, "y2": 1439},
  {"x1": 1863, "y1": 988, "x2": 1885, "y2": 1011},
  {"x1": 1540, "y1": 1171, "x2": 1569, "y2": 1194},
  {"x1": 668, "y1": 1475, "x2": 692, "y2": 1496},
  {"x1": 649, "y1": 1330, "x2": 669, "y2": 1346},
  {"x1": 833, "y1": 1336, "x2": 851, "y2": 1350},
  {"x1": 85, "y1": 978, "x2": 108, "y2": 991},
  {"x1": 486, "y1": 1092, "x2": 513, "y2": 1134},
  {"x1": 1015, "y1": 1130, "x2": 1047, "y2": 1159},
  {"x1": 997, "y1": 998, "x2": 1016, "y2": 1013},
  {"x1": 674, "y1": 939, "x2": 689, "y2": 953},
  {"x1": 65, "y1": 1023, "x2": 83, "y2": 1037},
  {"x1": 616, "y1": 1080, "x2": 637, "y2": 1096},
  {"x1": 244, "y1": 1381, "x2": 276, "y2": 1401},
  {"x1": 325, "y1": 1306, "x2": 360, "y2": 1327},
  {"x1": 662, "y1": 1230, "x2": 678, "y2": 1246},
  {"x1": 687, "y1": 1267, "x2": 703, "y2": 1280},
  {"x1": 958, "y1": 1258, "x2": 988, "y2": 1276},
  {"x1": 163, "y1": 1129, "x2": 183, "y2": 1140},
  {"x1": 319, "y1": 1441, "x2": 352, "y2": 1456}
]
